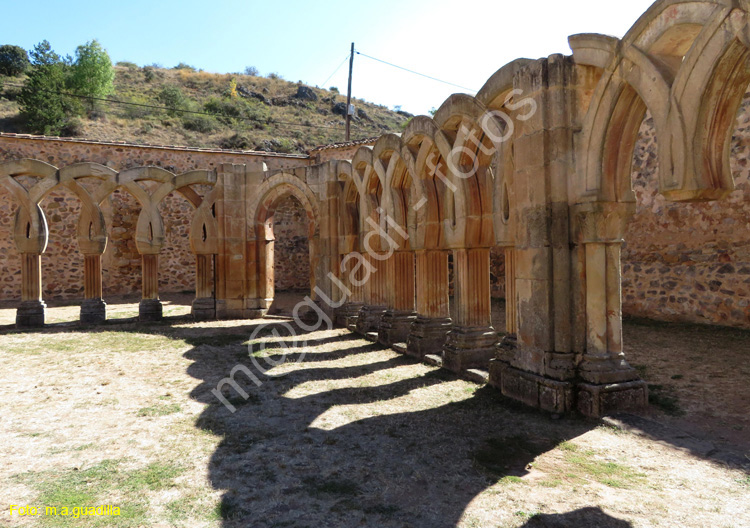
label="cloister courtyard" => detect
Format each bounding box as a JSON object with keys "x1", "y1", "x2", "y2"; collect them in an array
[{"x1": 1, "y1": 293, "x2": 748, "y2": 528}]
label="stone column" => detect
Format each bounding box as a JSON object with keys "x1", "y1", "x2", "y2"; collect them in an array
[
  {"x1": 379, "y1": 251, "x2": 417, "y2": 345},
  {"x1": 139, "y1": 253, "x2": 162, "y2": 321},
  {"x1": 355, "y1": 252, "x2": 387, "y2": 335},
  {"x1": 80, "y1": 254, "x2": 106, "y2": 324},
  {"x1": 576, "y1": 239, "x2": 647, "y2": 415},
  {"x1": 504, "y1": 247, "x2": 517, "y2": 337},
  {"x1": 16, "y1": 253, "x2": 46, "y2": 327},
  {"x1": 568, "y1": 201, "x2": 647, "y2": 416},
  {"x1": 406, "y1": 249, "x2": 452, "y2": 358},
  {"x1": 443, "y1": 248, "x2": 498, "y2": 371},
  {"x1": 192, "y1": 254, "x2": 216, "y2": 321}
]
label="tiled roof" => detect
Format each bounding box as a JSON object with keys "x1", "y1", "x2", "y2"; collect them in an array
[
  {"x1": 0, "y1": 132, "x2": 310, "y2": 159},
  {"x1": 308, "y1": 137, "x2": 379, "y2": 153}
]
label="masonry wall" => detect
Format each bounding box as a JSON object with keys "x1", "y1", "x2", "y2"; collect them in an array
[
  {"x1": 272, "y1": 195, "x2": 311, "y2": 291},
  {"x1": 622, "y1": 112, "x2": 750, "y2": 329},
  {"x1": 0, "y1": 135, "x2": 311, "y2": 301}
]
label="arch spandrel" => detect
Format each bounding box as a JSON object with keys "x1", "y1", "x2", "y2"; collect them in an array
[{"x1": 477, "y1": 59, "x2": 535, "y2": 110}]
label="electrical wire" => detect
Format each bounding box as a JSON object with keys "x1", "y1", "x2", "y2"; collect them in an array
[
  {"x1": 320, "y1": 54, "x2": 350, "y2": 89},
  {"x1": 355, "y1": 51, "x2": 478, "y2": 93}
]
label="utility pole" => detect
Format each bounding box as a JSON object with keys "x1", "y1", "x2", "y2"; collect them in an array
[{"x1": 345, "y1": 42, "x2": 354, "y2": 141}]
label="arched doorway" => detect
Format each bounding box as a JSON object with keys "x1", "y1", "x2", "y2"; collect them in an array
[{"x1": 251, "y1": 176, "x2": 320, "y2": 319}]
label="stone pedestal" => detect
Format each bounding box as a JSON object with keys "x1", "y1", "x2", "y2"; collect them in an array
[
  {"x1": 406, "y1": 316, "x2": 452, "y2": 358},
  {"x1": 378, "y1": 309, "x2": 417, "y2": 346},
  {"x1": 442, "y1": 326, "x2": 498, "y2": 372},
  {"x1": 577, "y1": 381, "x2": 649, "y2": 417},
  {"x1": 489, "y1": 359, "x2": 575, "y2": 414},
  {"x1": 139, "y1": 298, "x2": 163, "y2": 322},
  {"x1": 335, "y1": 302, "x2": 363, "y2": 327},
  {"x1": 355, "y1": 304, "x2": 387, "y2": 335},
  {"x1": 80, "y1": 298, "x2": 107, "y2": 325},
  {"x1": 192, "y1": 297, "x2": 216, "y2": 321},
  {"x1": 16, "y1": 300, "x2": 46, "y2": 328}
]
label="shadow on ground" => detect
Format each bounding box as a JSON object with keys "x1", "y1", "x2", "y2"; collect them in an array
[{"x1": 3, "y1": 310, "x2": 748, "y2": 527}]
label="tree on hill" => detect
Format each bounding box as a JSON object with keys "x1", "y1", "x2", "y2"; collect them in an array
[
  {"x1": 0, "y1": 44, "x2": 30, "y2": 76},
  {"x1": 17, "y1": 40, "x2": 71, "y2": 135},
  {"x1": 68, "y1": 39, "x2": 114, "y2": 111}
]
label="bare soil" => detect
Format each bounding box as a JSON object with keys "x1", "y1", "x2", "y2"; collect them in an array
[{"x1": 0, "y1": 294, "x2": 748, "y2": 528}]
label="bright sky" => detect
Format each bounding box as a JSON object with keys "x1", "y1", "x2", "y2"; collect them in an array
[{"x1": 3, "y1": 0, "x2": 657, "y2": 116}]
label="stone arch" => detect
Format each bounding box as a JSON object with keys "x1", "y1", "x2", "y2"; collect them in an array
[
  {"x1": 572, "y1": 0, "x2": 750, "y2": 203},
  {"x1": 249, "y1": 173, "x2": 320, "y2": 309},
  {"x1": 401, "y1": 116, "x2": 450, "y2": 250},
  {"x1": 432, "y1": 94, "x2": 500, "y2": 249}
]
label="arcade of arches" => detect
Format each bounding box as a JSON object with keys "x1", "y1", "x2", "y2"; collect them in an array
[{"x1": 2, "y1": 0, "x2": 750, "y2": 417}]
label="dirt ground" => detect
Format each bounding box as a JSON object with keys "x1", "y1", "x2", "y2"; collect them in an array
[{"x1": 1, "y1": 293, "x2": 748, "y2": 528}]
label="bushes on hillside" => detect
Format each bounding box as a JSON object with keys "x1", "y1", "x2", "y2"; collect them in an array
[
  {"x1": 0, "y1": 45, "x2": 29, "y2": 76},
  {"x1": 157, "y1": 85, "x2": 189, "y2": 116},
  {"x1": 17, "y1": 39, "x2": 114, "y2": 135}
]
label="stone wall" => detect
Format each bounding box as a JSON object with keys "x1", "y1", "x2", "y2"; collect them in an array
[
  {"x1": 272, "y1": 195, "x2": 311, "y2": 291},
  {"x1": 622, "y1": 112, "x2": 750, "y2": 329}
]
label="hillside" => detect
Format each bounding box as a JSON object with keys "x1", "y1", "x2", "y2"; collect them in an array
[{"x1": 0, "y1": 64, "x2": 411, "y2": 153}]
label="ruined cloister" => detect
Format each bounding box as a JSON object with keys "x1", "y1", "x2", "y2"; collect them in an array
[{"x1": 2, "y1": 0, "x2": 750, "y2": 419}]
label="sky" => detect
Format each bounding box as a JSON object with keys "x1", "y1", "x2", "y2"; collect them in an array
[{"x1": 3, "y1": 0, "x2": 657, "y2": 116}]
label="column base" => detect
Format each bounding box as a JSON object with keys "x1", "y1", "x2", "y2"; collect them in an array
[
  {"x1": 192, "y1": 297, "x2": 216, "y2": 321},
  {"x1": 406, "y1": 316, "x2": 452, "y2": 358},
  {"x1": 578, "y1": 358, "x2": 642, "y2": 384},
  {"x1": 139, "y1": 299, "x2": 163, "y2": 322},
  {"x1": 335, "y1": 302, "x2": 364, "y2": 327},
  {"x1": 378, "y1": 310, "x2": 417, "y2": 346},
  {"x1": 16, "y1": 300, "x2": 46, "y2": 328},
  {"x1": 442, "y1": 326, "x2": 498, "y2": 372},
  {"x1": 80, "y1": 299, "x2": 107, "y2": 325},
  {"x1": 577, "y1": 380, "x2": 648, "y2": 417},
  {"x1": 489, "y1": 360, "x2": 649, "y2": 417},
  {"x1": 355, "y1": 305, "x2": 387, "y2": 335}
]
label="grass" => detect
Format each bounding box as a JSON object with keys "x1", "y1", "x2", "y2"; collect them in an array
[
  {"x1": 13, "y1": 458, "x2": 186, "y2": 527},
  {"x1": 561, "y1": 445, "x2": 646, "y2": 489},
  {"x1": 136, "y1": 403, "x2": 181, "y2": 417},
  {"x1": 303, "y1": 477, "x2": 360, "y2": 497},
  {"x1": 648, "y1": 384, "x2": 685, "y2": 416}
]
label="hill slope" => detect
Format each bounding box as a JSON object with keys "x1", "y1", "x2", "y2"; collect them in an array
[{"x1": 0, "y1": 64, "x2": 410, "y2": 153}]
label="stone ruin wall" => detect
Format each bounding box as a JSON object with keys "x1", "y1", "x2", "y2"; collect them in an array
[
  {"x1": 621, "y1": 109, "x2": 750, "y2": 328},
  {"x1": 0, "y1": 135, "x2": 311, "y2": 301},
  {"x1": 272, "y1": 195, "x2": 311, "y2": 291}
]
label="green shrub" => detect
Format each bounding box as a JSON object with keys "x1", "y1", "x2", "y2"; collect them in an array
[
  {"x1": 68, "y1": 40, "x2": 114, "y2": 111},
  {"x1": 173, "y1": 62, "x2": 195, "y2": 71},
  {"x1": 182, "y1": 114, "x2": 217, "y2": 133},
  {"x1": 116, "y1": 60, "x2": 138, "y2": 69},
  {"x1": 18, "y1": 40, "x2": 71, "y2": 135},
  {"x1": 244, "y1": 66, "x2": 259, "y2": 76},
  {"x1": 157, "y1": 85, "x2": 189, "y2": 116},
  {"x1": 219, "y1": 133, "x2": 251, "y2": 150},
  {"x1": 0, "y1": 44, "x2": 30, "y2": 76},
  {"x1": 60, "y1": 117, "x2": 84, "y2": 137}
]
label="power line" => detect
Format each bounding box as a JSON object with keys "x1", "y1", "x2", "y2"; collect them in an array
[
  {"x1": 355, "y1": 50, "x2": 478, "y2": 93},
  {"x1": 320, "y1": 53, "x2": 350, "y2": 89},
  {"x1": 2, "y1": 82, "x2": 385, "y2": 134}
]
